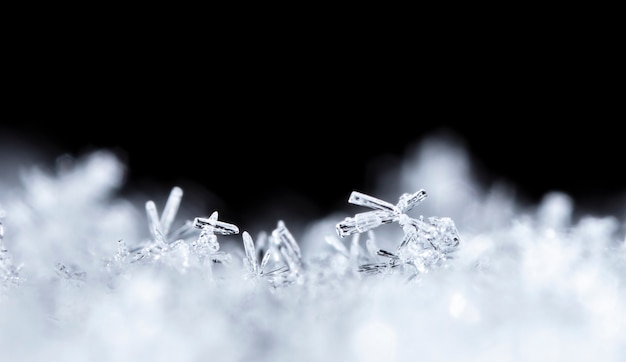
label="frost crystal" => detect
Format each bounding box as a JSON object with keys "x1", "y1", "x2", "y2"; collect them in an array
[
  {"x1": 238, "y1": 222, "x2": 307, "y2": 288},
  {"x1": 0, "y1": 141, "x2": 626, "y2": 362},
  {"x1": 191, "y1": 211, "x2": 239, "y2": 277},
  {"x1": 130, "y1": 187, "x2": 187, "y2": 262},
  {"x1": 103, "y1": 186, "x2": 243, "y2": 283},
  {"x1": 336, "y1": 190, "x2": 427, "y2": 237},
  {"x1": 324, "y1": 231, "x2": 378, "y2": 277},
  {"x1": 241, "y1": 230, "x2": 288, "y2": 284},
  {"x1": 336, "y1": 190, "x2": 461, "y2": 278},
  {"x1": 2, "y1": 141, "x2": 625, "y2": 362}
]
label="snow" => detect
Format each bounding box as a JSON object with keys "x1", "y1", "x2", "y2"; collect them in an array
[{"x1": 1, "y1": 134, "x2": 624, "y2": 362}]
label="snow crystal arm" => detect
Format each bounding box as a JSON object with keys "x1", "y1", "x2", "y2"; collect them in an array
[
  {"x1": 255, "y1": 231, "x2": 269, "y2": 262},
  {"x1": 272, "y1": 220, "x2": 301, "y2": 260},
  {"x1": 159, "y1": 186, "x2": 183, "y2": 237},
  {"x1": 336, "y1": 210, "x2": 395, "y2": 238},
  {"x1": 336, "y1": 191, "x2": 429, "y2": 238},
  {"x1": 376, "y1": 249, "x2": 399, "y2": 260},
  {"x1": 348, "y1": 191, "x2": 399, "y2": 213},
  {"x1": 397, "y1": 224, "x2": 419, "y2": 250},
  {"x1": 193, "y1": 211, "x2": 240, "y2": 235},
  {"x1": 396, "y1": 190, "x2": 428, "y2": 213},
  {"x1": 242, "y1": 231, "x2": 258, "y2": 274},
  {"x1": 358, "y1": 263, "x2": 389, "y2": 274},
  {"x1": 259, "y1": 249, "x2": 272, "y2": 272},
  {"x1": 279, "y1": 244, "x2": 303, "y2": 279},
  {"x1": 146, "y1": 200, "x2": 163, "y2": 242}
]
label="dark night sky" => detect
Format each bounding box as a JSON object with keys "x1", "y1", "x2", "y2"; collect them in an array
[
  {"x1": 2, "y1": 93, "x2": 623, "y2": 228},
  {"x1": 2, "y1": 49, "x2": 623, "y2": 231}
]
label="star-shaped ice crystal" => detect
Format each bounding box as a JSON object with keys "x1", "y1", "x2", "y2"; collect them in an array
[
  {"x1": 336, "y1": 190, "x2": 428, "y2": 237},
  {"x1": 336, "y1": 189, "x2": 461, "y2": 277}
]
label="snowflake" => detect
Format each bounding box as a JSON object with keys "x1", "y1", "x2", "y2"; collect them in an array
[{"x1": 336, "y1": 190, "x2": 461, "y2": 278}]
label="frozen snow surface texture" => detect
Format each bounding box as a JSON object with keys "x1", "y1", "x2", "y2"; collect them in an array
[{"x1": 1, "y1": 134, "x2": 625, "y2": 362}]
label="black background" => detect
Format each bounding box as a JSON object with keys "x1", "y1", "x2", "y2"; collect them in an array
[
  {"x1": 2, "y1": 88, "x2": 623, "y2": 230},
  {"x1": 2, "y1": 37, "x2": 623, "y2": 232}
]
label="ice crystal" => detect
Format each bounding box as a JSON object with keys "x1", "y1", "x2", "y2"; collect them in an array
[
  {"x1": 267, "y1": 220, "x2": 304, "y2": 286},
  {"x1": 130, "y1": 187, "x2": 187, "y2": 262},
  {"x1": 1, "y1": 137, "x2": 625, "y2": 362},
  {"x1": 99, "y1": 186, "x2": 243, "y2": 284},
  {"x1": 336, "y1": 190, "x2": 427, "y2": 237},
  {"x1": 337, "y1": 190, "x2": 461, "y2": 279},
  {"x1": 191, "y1": 210, "x2": 239, "y2": 278},
  {"x1": 241, "y1": 230, "x2": 288, "y2": 284},
  {"x1": 323, "y1": 231, "x2": 379, "y2": 278}
]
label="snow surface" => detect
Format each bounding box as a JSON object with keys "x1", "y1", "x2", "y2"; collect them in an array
[{"x1": 1, "y1": 133, "x2": 625, "y2": 362}]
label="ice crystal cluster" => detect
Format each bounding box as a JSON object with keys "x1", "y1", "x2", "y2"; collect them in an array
[{"x1": 1, "y1": 134, "x2": 625, "y2": 362}]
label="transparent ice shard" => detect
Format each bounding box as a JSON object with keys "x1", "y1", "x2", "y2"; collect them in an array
[
  {"x1": 337, "y1": 210, "x2": 395, "y2": 237},
  {"x1": 144, "y1": 186, "x2": 185, "y2": 244},
  {"x1": 398, "y1": 217, "x2": 419, "y2": 250},
  {"x1": 357, "y1": 263, "x2": 390, "y2": 274},
  {"x1": 393, "y1": 217, "x2": 461, "y2": 278},
  {"x1": 337, "y1": 189, "x2": 461, "y2": 278},
  {"x1": 255, "y1": 231, "x2": 269, "y2": 263},
  {"x1": 279, "y1": 244, "x2": 304, "y2": 284},
  {"x1": 336, "y1": 190, "x2": 428, "y2": 238},
  {"x1": 248, "y1": 231, "x2": 289, "y2": 281},
  {"x1": 193, "y1": 211, "x2": 240, "y2": 236},
  {"x1": 259, "y1": 246, "x2": 274, "y2": 273},
  {"x1": 396, "y1": 190, "x2": 428, "y2": 213},
  {"x1": 146, "y1": 200, "x2": 163, "y2": 243},
  {"x1": 279, "y1": 244, "x2": 299, "y2": 271},
  {"x1": 269, "y1": 221, "x2": 304, "y2": 285},
  {"x1": 241, "y1": 230, "x2": 288, "y2": 282},
  {"x1": 272, "y1": 220, "x2": 301, "y2": 261},
  {"x1": 159, "y1": 186, "x2": 183, "y2": 237},
  {"x1": 348, "y1": 191, "x2": 400, "y2": 214},
  {"x1": 129, "y1": 186, "x2": 189, "y2": 264},
  {"x1": 357, "y1": 249, "x2": 401, "y2": 275},
  {"x1": 242, "y1": 231, "x2": 258, "y2": 276},
  {"x1": 191, "y1": 211, "x2": 239, "y2": 279},
  {"x1": 406, "y1": 216, "x2": 461, "y2": 254}
]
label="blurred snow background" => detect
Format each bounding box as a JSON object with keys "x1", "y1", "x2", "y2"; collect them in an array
[{"x1": 1, "y1": 130, "x2": 625, "y2": 362}]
